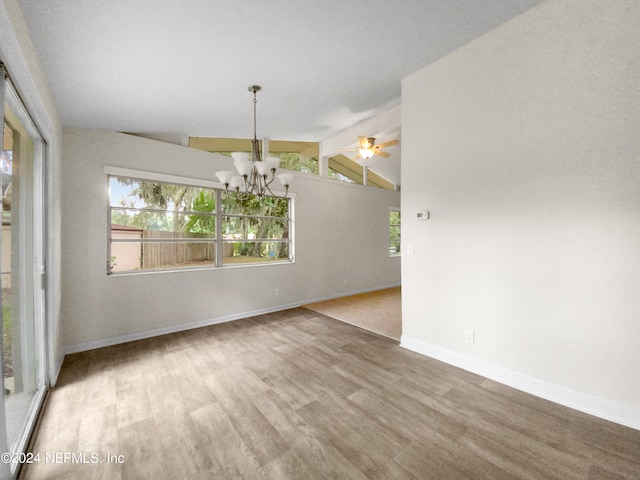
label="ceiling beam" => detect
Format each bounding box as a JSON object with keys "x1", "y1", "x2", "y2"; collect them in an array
[{"x1": 189, "y1": 137, "x2": 318, "y2": 158}]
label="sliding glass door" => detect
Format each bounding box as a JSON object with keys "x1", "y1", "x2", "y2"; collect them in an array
[{"x1": 0, "y1": 66, "x2": 47, "y2": 478}]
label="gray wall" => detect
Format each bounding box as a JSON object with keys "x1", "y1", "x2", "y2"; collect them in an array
[
  {"x1": 401, "y1": 0, "x2": 640, "y2": 427},
  {"x1": 62, "y1": 130, "x2": 401, "y2": 351}
]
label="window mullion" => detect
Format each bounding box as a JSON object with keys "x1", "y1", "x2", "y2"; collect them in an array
[
  {"x1": 216, "y1": 189, "x2": 223, "y2": 267},
  {"x1": 108, "y1": 175, "x2": 292, "y2": 271}
]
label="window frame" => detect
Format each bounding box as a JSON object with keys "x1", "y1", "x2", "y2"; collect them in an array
[
  {"x1": 1, "y1": 62, "x2": 49, "y2": 476},
  {"x1": 105, "y1": 167, "x2": 294, "y2": 274},
  {"x1": 220, "y1": 193, "x2": 292, "y2": 266}
]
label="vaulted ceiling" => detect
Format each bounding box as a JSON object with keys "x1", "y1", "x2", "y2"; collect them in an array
[
  {"x1": 18, "y1": 0, "x2": 542, "y2": 141},
  {"x1": 16, "y1": 1, "x2": 542, "y2": 187}
]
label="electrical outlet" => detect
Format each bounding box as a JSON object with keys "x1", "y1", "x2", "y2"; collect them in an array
[{"x1": 465, "y1": 330, "x2": 475, "y2": 344}]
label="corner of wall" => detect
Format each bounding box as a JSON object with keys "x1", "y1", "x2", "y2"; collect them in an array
[{"x1": 400, "y1": 335, "x2": 640, "y2": 432}]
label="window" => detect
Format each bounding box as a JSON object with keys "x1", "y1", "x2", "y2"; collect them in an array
[
  {"x1": 221, "y1": 193, "x2": 291, "y2": 265},
  {"x1": 328, "y1": 167, "x2": 356, "y2": 184},
  {"x1": 390, "y1": 208, "x2": 401, "y2": 256},
  {"x1": 268, "y1": 152, "x2": 317, "y2": 175},
  {"x1": 108, "y1": 173, "x2": 292, "y2": 273},
  {"x1": 328, "y1": 155, "x2": 361, "y2": 184}
]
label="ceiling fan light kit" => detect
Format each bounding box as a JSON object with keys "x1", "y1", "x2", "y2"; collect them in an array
[
  {"x1": 341, "y1": 136, "x2": 399, "y2": 161},
  {"x1": 215, "y1": 85, "x2": 292, "y2": 199},
  {"x1": 358, "y1": 137, "x2": 377, "y2": 159}
]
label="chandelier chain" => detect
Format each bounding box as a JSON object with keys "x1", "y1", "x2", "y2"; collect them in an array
[{"x1": 215, "y1": 85, "x2": 293, "y2": 200}]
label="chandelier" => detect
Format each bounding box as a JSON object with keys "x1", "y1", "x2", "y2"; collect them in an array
[{"x1": 215, "y1": 85, "x2": 293, "y2": 199}]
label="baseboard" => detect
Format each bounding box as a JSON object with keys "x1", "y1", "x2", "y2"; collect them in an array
[
  {"x1": 400, "y1": 335, "x2": 640, "y2": 432},
  {"x1": 63, "y1": 301, "x2": 303, "y2": 355},
  {"x1": 62, "y1": 284, "x2": 401, "y2": 356},
  {"x1": 61, "y1": 284, "x2": 400, "y2": 356},
  {"x1": 300, "y1": 283, "x2": 401, "y2": 306}
]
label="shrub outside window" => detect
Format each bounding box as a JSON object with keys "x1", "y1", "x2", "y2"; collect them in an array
[{"x1": 108, "y1": 174, "x2": 292, "y2": 274}]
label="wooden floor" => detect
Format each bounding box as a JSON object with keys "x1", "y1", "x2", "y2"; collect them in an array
[{"x1": 22, "y1": 308, "x2": 640, "y2": 479}]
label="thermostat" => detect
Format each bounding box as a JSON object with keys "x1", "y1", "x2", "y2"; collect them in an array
[{"x1": 417, "y1": 211, "x2": 430, "y2": 220}]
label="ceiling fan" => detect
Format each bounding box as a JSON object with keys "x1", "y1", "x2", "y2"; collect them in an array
[{"x1": 341, "y1": 136, "x2": 399, "y2": 161}]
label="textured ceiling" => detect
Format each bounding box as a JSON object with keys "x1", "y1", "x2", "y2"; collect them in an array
[{"x1": 17, "y1": 0, "x2": 542, "y2": 142}]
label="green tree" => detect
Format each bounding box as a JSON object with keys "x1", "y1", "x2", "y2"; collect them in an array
[
  {"x1": 113, "y1": 177, "x2": 207, "y2": 232},
  {"x1": 184, "y1": 191, "x2": 216, "y2": 234},
  {"x1": 274, "y1": 152, "x2": 318, "y2": 175},
  {"x1": 219, "y1": 193, "x2": 289, "y2": 259},
  {"x1": 390, "y1": 210, "x2": 401, "y2": 254}
]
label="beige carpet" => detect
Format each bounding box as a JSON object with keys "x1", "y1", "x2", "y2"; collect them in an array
[{"x1": 302, "y1": 286, "x2": 401, "y2": 340}]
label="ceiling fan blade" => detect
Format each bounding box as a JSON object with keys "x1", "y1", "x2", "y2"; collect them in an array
[
  {"x1": 353, "y1": 153, "x2": 362, "y2": 161},
  {"x1": 375, "y1": 150, "x2": 391, "y2": 158},
  {"x1": 375, "y1": 139, "x2": 399, "y2": 149}
]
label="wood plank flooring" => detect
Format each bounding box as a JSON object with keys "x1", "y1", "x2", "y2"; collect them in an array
[{"x1": 21, "y1": 308, "x2": 640, "y2": 479}]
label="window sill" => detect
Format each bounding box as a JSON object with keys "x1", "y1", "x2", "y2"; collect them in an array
[{"x1": 107, "y1": 260, "x2": 294, "y2": 276}]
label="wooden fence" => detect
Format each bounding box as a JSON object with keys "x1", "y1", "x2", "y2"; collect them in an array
[{"x1": 141, "y1": 231, "x2": 215, "y2": 269}]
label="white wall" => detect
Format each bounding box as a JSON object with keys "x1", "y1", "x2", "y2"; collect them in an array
[
  {"x1": 401, "y1": 0, "x2": 640, "y2": 428},
  {"x1": 1, "y1": 0, "x2": 64, "y2": 384},
  {"x1": 62, "y1": 129, "x2": 400, "y2": 351}
]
